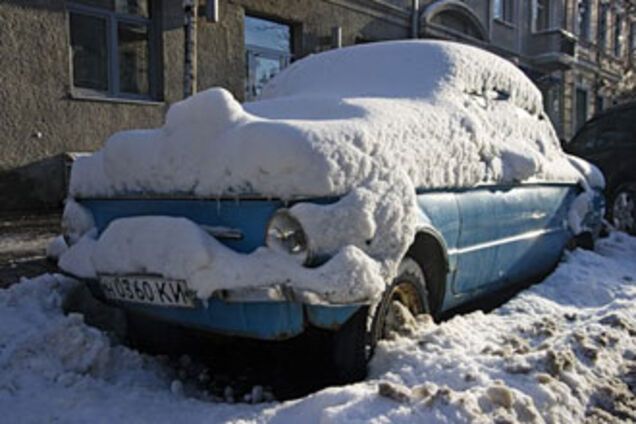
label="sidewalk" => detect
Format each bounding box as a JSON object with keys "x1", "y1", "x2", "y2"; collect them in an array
[{"x1": 0, "y1": 213, "x2": 60, "y2": 288}]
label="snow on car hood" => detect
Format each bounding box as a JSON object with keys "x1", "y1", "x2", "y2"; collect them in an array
[{"x1": 61, "y1": 40, "x2": 588, "y2": 302}]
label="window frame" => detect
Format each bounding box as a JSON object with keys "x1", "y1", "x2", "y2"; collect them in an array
[
  {"x1": 613, "y1": 13, "x2": 623, "y2": 58},
  {"x1": 575, "y1": 87, "x2": 589, "y2": 132},
  {"x1": 578, "y1": 0, "x2": 591, "y2": 42},
  {"x1": 598, "y1": 4, "x2": 609, "y2": 52},
  {"x1": 243, "y1": 14, "x2": 293, "y2": 101},
  {"x1": 630, "y1": 22, "x2": 636, "y2": 61},
  {"x1": 67, "y1": 1, "x2": 160, "y2": 102},
  {"x1": 493, "y1": 0, "x2": 514, "y2": 25},
  {"x1": 532, "y1": 0, "x2": 552, "y2": 33}
]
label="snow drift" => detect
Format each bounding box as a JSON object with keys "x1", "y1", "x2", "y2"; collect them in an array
[
  {"x1": 60, "y1": 40, "x2": 592, "y2": 302},
  {"x1": 4, "y1": 233, "x2": 636, "y2": 422}
]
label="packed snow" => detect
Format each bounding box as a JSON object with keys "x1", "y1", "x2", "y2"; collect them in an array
[
  {"x1": 61, "y1": 216, "x2": 384, "y2": 303},
  {"x1": 59, "y1": 40, "x2": 599, "y2": 302},
  {"x1": 70, "y1": 40, "x2": 584, "y2": 198},
  {"x1": 3, "y1": 233, "x2": 636, "y2": 422}
]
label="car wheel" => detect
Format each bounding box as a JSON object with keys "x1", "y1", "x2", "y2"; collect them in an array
[
  {"x1": 328, "y1": 257, "x2": 430, "y2": 383},
  {"x1": 370, "y1": 257, "x2": 430, "y2": 346},
  {"x1": 612, "y1": 189, "x2": 636, "y2": 235}
]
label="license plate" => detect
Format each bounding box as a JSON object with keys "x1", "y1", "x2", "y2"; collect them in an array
[{"x1": 99, "y1": 275, "x2": 196, "y2": 308}]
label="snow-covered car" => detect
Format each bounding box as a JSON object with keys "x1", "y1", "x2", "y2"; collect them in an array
[{"x1": 58, "y1": 40, "x2": 604, "y2": 382}]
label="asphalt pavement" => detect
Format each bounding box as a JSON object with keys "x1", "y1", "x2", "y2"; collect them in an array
[{"x1": 0, "y1": 212, "x2": 60, "y2": 288}]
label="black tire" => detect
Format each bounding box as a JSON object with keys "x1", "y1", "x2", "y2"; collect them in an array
[
  {"x1": 327, "y1": 257, "x2": 430, "y2": 384},
  {"x1": 610, "y1": 187, "x2": 636, "y2": 235}
]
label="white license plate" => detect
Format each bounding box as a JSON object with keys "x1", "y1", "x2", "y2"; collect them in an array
[{"x1": 99, "y1": 275, "x2": 196, "y2": 308}]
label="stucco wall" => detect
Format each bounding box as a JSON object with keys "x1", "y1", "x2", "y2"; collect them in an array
[{"x1": 0, "y1": 1, "x2": 171, "y2": 173}]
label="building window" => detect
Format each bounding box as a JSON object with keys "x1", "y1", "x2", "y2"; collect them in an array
[
  {"x1": 614, "y1": 14, "x2": 623, "y2": 57},
  {"x1": 578, "y1": 0, "x2": 591, "y2": 41},
  {"x1": 68, "y1": 1, "x2": 156, "y2": 100},
  {"x1": 631, "y1": 22, "x2": 636, "y2": 60},
  {"x1": 595, "y1": 95, "x2": 604, "y2": 114},
  {"x1": 542, "y1": 84, "x2": 561, "y2": 133},
  {"x1": 599, "y1": 4, "x2": 609, "y2": 51},
  {"x1": 576, "y1": 88, "x2": 589, "y2": 131},
  {"x1": 493, "y1": 0, "x2": 513, "y2": 24},
  {"x1": 533, "y1": 0, "x2": 550, "y2": 31},
  {"x1": 244, "y1": 15, "x2": 292, "y2": 101}
]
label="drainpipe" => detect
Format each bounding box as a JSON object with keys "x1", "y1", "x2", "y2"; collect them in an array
[
  {"x1": 183, "y1": 0, "x2": 198, "y2": 98},
  {"x1": 411, "y1": 0, "x2": 419, "y2": 39}
]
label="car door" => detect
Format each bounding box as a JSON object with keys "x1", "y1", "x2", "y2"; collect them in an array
[
  {"x1": 489, "y1": 184, "x2": 574, "y2": 287},
  {"x1": 451, "y1": 187, "x2": 500, "y2": 294},
  {"x1": 451, "y1": 184, "x2": 574, "y2": 296}
]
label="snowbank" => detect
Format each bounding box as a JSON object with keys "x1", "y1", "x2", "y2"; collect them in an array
[
  {"x1": 4, "y1": 233, "x2": 636, "y2": 422},
  {"x1": 61, "y1": 40, "x2": 591, "y2": 301}
]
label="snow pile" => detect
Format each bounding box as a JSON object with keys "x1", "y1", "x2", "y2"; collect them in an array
[
  {"x1": 61, "y1": 40, "x2": 591, "y2": 301},
  {"x1": 3, "y1": 233, "x2": 636, "y2": 422},
  {"x1": 70, "y1": 40, "x2": 582, "y2": 198},
  {"x1": 61, "y1": 216, "x2": 384, "y2": 302}
]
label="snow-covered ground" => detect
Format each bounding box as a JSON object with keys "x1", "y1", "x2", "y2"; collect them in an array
[{"x1": 1, "y1": 232, "x2": 635, "y2": 423}]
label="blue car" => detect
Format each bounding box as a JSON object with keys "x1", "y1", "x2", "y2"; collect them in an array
[{"x1": 59, "y1": 41, "x2": 604, "y2": 382}]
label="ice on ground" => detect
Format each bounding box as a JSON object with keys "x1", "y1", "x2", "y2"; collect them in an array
[
  {"x1": 59, "y1": 40, "x2": 597, "y2": 301},
  {"x1": 3, "y1": 233, "x2": 636, "y2": 423}
]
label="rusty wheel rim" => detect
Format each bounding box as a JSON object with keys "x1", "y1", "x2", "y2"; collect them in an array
[{"x1": 381, "y1": 281, "x2": 423, "y2": 338}]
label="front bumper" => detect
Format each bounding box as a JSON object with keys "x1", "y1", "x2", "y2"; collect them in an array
[{"x1": 83, "y1": 278, "x2": 362, "y2": 340}]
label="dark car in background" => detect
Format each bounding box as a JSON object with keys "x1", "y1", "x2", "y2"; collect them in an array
[{"x1": 566, "y1": 101, "x2": 636, "y2": 234}]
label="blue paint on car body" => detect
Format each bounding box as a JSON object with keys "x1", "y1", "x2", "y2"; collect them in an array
[{"x1": 76, "y1": 181, "x2": 603, "y2": 340}]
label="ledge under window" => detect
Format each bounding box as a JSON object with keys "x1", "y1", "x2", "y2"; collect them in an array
[
  {"x1": 493, "y1": 18, "x2": 516, "y2": 29},
  {"x1": 69, "y1": 90, "x2": 164, "y2": 106}
]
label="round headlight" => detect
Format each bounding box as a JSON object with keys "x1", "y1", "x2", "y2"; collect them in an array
[{"x1": 266, "y1": 209, "x2": 309, "y2": 264}]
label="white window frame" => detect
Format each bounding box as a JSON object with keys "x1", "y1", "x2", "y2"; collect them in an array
[{"x1": 531, "y1": 0, "x2": 553, "y2": 33}]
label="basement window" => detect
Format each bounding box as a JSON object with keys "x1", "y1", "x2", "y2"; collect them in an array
[{"x1": 68, "y1": 0, "x2": 159, "y2": 101}]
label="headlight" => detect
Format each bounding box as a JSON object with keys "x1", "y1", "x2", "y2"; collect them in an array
[{"x1": 266, "y1": 209, "x2": 309, "y2": 264}]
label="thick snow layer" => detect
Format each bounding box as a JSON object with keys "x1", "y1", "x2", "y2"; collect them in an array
[
  {"x1": 70, "y1": 41, "x2": 582, "y2": 199},
  {"x1": 62, "y1": 40, "x2": 592, "y2": 301},
  {"x1": 3, "y1": 233, "x2": 636, "y2": 422},
  {"x1": 60, "y1": 216, "x2": 384, "y2": 303}
]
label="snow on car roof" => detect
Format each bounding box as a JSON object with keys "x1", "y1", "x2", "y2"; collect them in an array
[
  {"x1": 258, "y1": 39, "x2": 542, "y2": 115},
  {"x1": 69, "y1": 39, "x2": 581, "y2": 199},
  {"x1": 60, "y1": 40, "x2": 590, "y2": 302}
]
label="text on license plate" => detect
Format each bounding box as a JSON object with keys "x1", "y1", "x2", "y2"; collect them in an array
[{"x1": 99, "y1": 276, "x2": 196, "y2": 308}]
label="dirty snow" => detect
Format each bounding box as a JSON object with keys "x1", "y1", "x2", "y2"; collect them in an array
[
  {"x1": 4, "y1": 232, "x2": 636, "y2": 423},
  {"x1": 59, "y1": 40, "x2": 597, "y2": 302}
]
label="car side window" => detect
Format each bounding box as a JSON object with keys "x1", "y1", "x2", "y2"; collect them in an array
[{"x1": 570, "y1": 122, "x2": 599, "y2": 153}]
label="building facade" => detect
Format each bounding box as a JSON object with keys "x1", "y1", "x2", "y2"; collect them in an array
[{"x1": 1, "y1": 0, "x2": 634, "y2": 209}]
